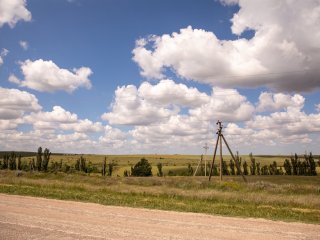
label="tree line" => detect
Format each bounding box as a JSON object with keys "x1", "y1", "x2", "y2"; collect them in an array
[
  {"x1": 192, "y1": 152, "x2": 318, "y2": 177},
  {"x1": 0, "y1": 147, "x2": 51, "y2": 172},
  {"x1": 0, "y1": 149, "x2": 318, "y2": 177}
]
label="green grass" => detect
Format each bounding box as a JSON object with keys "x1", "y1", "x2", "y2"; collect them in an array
[{"x1": 0, "y1": 170, "x2": 319, "y2": 224}]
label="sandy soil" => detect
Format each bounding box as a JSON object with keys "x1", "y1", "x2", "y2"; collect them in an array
[{"x1": 0, "y1": 193, "x2": 319, "y2": 240}]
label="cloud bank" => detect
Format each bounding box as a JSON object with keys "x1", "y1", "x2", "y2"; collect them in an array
[{"x1": 133, "y1": 0, "x2": 320, "y2": 91}]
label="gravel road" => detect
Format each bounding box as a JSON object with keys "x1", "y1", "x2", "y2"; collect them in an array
[{"x1": 0, "y1": 193, "x2": 319, "y2": 240}]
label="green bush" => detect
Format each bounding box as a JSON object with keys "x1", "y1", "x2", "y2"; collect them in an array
[{"x1": 131, "y1": 158, "x2": 152, "y2": 177}]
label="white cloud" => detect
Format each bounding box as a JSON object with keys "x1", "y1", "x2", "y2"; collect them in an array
[
  {"x1": 99, "y1": 125, "x2": 127, "y2": 149},
  {"x1": 11, "y1": 59, "x2": 92, "y2": 93},
  {"x1": 139, "y1": 79, "x2": 209, "y2": 108},
  {"x1": 256, "y1": 92, "x2": 305, "y2": 112},
  {"x1": 101, "y1": 84, "x2": 174, "y2": 125},
  {"x1": 60, "y1": 119, "x2": 103, "y2": 133},
  {"x1": 0, "y1": 48, "x2": 9, "y2": 66},
  {"x1": 0, "y1": 87, "x2": 41, "y2": 120},
  {"x1": 190, "y1": 87, "x2": 254, "y2": 122},
  {"x1": 132, "y1": 1, "x2": 320, "y2": 91},
  {"x1": 102, "y1": 80, "x2": 251, "y2": 126},
  {"x1": 24, "y1": 106, "x2": 103, "y2": 133},
  {"x1": 316, "y1": 103, "x2": 320, "y2": 112},
  {"x1": 8, "y1": 74, "x2": 21, "y2": 84},
  {"x1": 101, "y1": 80, "x2": 257, "y2": 152},
  {"x1": 0, "y1": 0, "x2": 31, "y2": 28},
  {"x1": 0, "y1": 119, "x2": 24, "y2": 130},
  {"x1": 25, "y1": 106, "x2": 77, "y2": 126},
  {"x1": 19, "y1": 40, "x2": 28, "y2": 50}
]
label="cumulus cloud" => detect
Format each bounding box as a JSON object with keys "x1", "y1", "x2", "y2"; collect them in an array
[
  {"x1": 25, "y1": 106, "x2": 77, "y2": 127},
  {"x1": 19, "y1": 40, "x2": 28, "y2": 50},
  {"x1": 101, "y1": 83, "x2": 174, "y2": 125},
  {"x1": 0, "y1": 119, "x2": 24, "y2": 130},
  {"x1": 0, "y1": 48, "x2": 9, "y2": 66},
  {"x1": 139, "y1": 79, "x2": 209, "y2": 108},
  {"x1": 190, "y1": 87, "x2": 254, "y2": 122},
  {"x1": 24, "y1": 106, "x2": 103, "y2": 133},
  {"x1": 0, "y1": 0, "x2": 31, "y2": 28},
  {"x1": 0, "y1": 87, "x2": 41, "y2": 120},
  {"x1": 10, "y1": 59, "x2": 92, "y2": 93},
  {"x1": 60, "y1": 119, "x2": 103, "y2": 133},
  {"x1": 221, "y1": 99, "x2": 320, "y2": 149},
  {"x1": 256, "y1": 92, "x2": 305, "y2": 112},
  {"x1": 0, "y1": 129, "x2": 98, "y2": 153},
  {"x1": 133, "y1": 1, "x2": 320, "y2": 91},
  {"x1": 99, "y1": 125, "x2": 128, "y2": 148},
  {"x1": 102, "y1": 80, "x2": 255, "y2": 126}
]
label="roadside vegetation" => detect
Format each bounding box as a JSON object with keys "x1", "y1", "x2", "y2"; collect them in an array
[{"x1": 0, "y1": 148, "x2": 319, "y2": 224}]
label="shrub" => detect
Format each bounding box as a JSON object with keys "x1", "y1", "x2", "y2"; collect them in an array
[{"x1": 131, "y1": 158, "x2": 152, "y2": 177}]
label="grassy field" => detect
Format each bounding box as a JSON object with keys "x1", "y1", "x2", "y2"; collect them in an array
[{"x1": 0, "y1": 170, "x2": 319, "y2": 224}]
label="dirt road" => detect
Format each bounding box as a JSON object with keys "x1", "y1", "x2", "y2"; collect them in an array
[{"x1": 0, "y1": 194, "x2": 319, "y2": 240}]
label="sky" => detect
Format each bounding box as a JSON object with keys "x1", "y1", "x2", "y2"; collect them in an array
[{"x1": 0, "y1": 0, "x2": 320, "y2": 155}]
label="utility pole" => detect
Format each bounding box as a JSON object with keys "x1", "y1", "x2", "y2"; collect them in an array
[
  {"x1": 208, "y1": 120, "x2": 247, "y2": 182},
  {"x1": 194, "y1": 143, "x2": 210, "y2": 177}
]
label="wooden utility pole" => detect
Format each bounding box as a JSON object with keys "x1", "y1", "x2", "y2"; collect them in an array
[{"x1": 208, "y1": 120, "x2": 247, "y2": 182}]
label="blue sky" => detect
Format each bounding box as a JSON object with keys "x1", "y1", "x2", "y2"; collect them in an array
[{"x1": 0, "y1": 0, "x2": 319, "y2": 154}]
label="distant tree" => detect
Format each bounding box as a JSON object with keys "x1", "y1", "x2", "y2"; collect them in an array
[
  {"x1": 222, "y1": 161, "x2": 229, "y2": 175},
  {"x1": 36, "y1": 147, "x2": 43, "y2": 171},
  {"x1": 211, "y1": 164, "x2": 218, "y2": 176},
  {"x1": 256, "y1": 162, "x2": 261, "y2": 175},
  {"x1": 76, "y1": 156, "x2": 87, "y2": 173},
  {"x1": 187, "y1": 163, "x2": 193, "y2": 176},
  {"x1": 108, "y1": 162, "x2": 113, "y2": 176},
  {"x1": 261, "y1": 165, "x2": 269, "y2": 175},
  {"x1": 305, "y1": 153, "x2": 317, "y2": 176},
  {"x1": 3, "y1": 153, "x2": 8, "y2": 169},
  {"x1": 102, "y1": 157, "x2": 106, "y2": 176},
  {"x1": 278, "y1": 167, "x2": 284, "y2": 175},
  {"x1": 249, "y1": 153, "x2": 256, "y2": 175},
  {"x1": 17, "y1": 154, "x2": 22, "y2": 170},
  {"x1": 157, "y1": 162, "x2": 163, "y2": 177},
  {"x1": 229, "y1": 159, "x2": 235, "y2": 175},
  {"x1": 85, "y1": 161, "x2": 97, "y2": 174},
  {"x1": 243, "y1": 161, "x2": 248, "y2": 175},
  {"x1": 42, "y1": 148, "x2": 51, "y2": 171},
  {"x1": 269, "y1": 161, "x2": 278, "y2": 175},
  {"x1": 236, "y1": 156, "x2": 242, "y2": 175},
  {"x1": 283, "y1": 159, "x2": 292, "y2": 175},
  {"x1": 9, "y1": 152, "x2": 16, "y2": 170},
  {"x1": 131, "y1": 158, "x2": 152, "y2": 177},
  {"x1": 291, "y1": 154, "x2": 298, "y2": 175}
]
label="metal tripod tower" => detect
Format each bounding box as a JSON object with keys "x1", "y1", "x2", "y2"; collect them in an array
[{"x1": 208, "y1": 120, "x2": 247, "y2": 182}]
